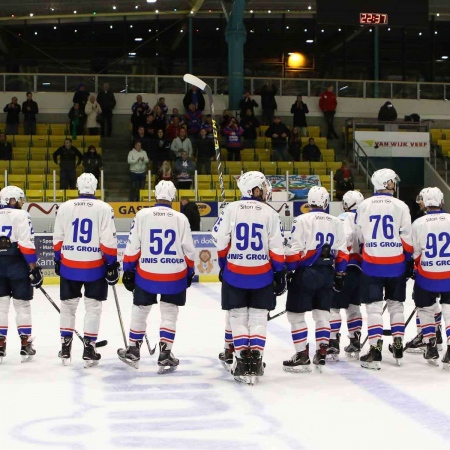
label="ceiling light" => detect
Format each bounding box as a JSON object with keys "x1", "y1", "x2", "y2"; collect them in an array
[
  {"x1": 110, "y1": 25, "x2": 113, "y2": 29},
  {"x1": 129, "y1": 52, "x2": 136, "y2": 56},
  {"x1": 135, "y1": 37, "x2": 143, "y2": 41},
  {"x1": 42, "y1": 82, "x2": 51, "y2": 86},
  {"x1": 308, "y1": 5, "x2": 312, "y2": 10},
  {"x1": 135, "y1": 6, "x2": 139, "y2": 9},
  {"x1": 268, "y1": 10, "x2": 271, "y2": 13},
  {"x1": 250, "y1": 10, "x2": 254, "y2": 13},
  {"x1": 34, "y1": 31, "x2": 37, "y2": 35},
  {"x1": 419, "y1": 32, "x2": 422, "y2": 36},
  {"x1": 147, "y1": 0, "x2": 157, "y2": 2},
  {"x1": 369, "y1": 29, "x2": 372, "y2": 32},
  {"x1": 286, "y1": 26, "x2": 289, "y2": 29},
  {"x1": 30, "y1": 13, "x2": 34, "y2": 17},
  {"x1": 321, "y1": 29, "x2": 324, "y2": 32},
  {"x1": 442, "y1": 56, "x2": 449, "y2": 59},
  {"x1": 306, "y1": 39, "x2": 314, "y2": 43},
  {"x1": 435, "y1": 31, "x2": 438, "y2": 34},
  {"x1": 388, "y1": 28, "x2": 391, "y2": 31},
  {"x1": 112, "y1": 6, "x2": 116, "y2": 10},
  {"x1": 180, "y1": 29, "x2": 183, "y2": 33},
  {"x1": 50, "y1": 8, "x2": 55, "y2": 12},
  {"x1": 75, "y1": 29, "x2": 78, "y2": 33},
  {"x1": 216, "y1": 27, "x2": 219, "y2": 31},
  {"x1": 148, "y1": 29, "x2": 152, "y2": 32},
  {"x1": 437, "y1": 13, "x2": 440, "y2": 17},
  {"x1": 338, "y1": 28, "x2": 341, "y2": 32},
  {"x1": 190, "y1": 10, "x2": 194, "y2": 14},
  {"x1": 304, "y1": 29, "x2": 307, "y2": 32},
  {"x1": 155, "y1": 10, "x2": 159, "y2": 13},
  {"x1": 130, "y1": 25, "x2": 133, "y2": 28},
  {"x1": 54, "y1": 26, "x2": 57, "y2": 30},
  {"x1": 73, "y1": 10, "x2": 77, "y2": 14}
]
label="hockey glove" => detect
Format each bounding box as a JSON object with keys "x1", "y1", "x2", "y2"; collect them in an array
[
  {"x1": 105, "y1": 261, "x2": 120, "y2": 286},
  {"x1": 29, "y1": 266, "x2": 43, "y2": 288},
  {"x1": 54, "y1": 260, "x2": 61, "y2": 276},
  {"x1": 286, "y1": 271, "x2": 295, "y2": 288},
  {"x1": 273, "y1": 271, "x2": 287, "y2": 297},
  {"x1": 333, "y1": 272, "x2": 345, "y2": 293},
  {"x1": 405, "y1": 259, "x2": 415, "y2": 280},
  {"x1": 122, "y1": 270, "x2": 135, "y2": 292}
]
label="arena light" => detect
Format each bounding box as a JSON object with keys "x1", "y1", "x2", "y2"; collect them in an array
[
  {"x1": 135, "y1": 37, "x2": 143, "y2": 41},
  {"x1": 442, "y1": 56, "x2": 449, "y2": 59},
  {"x1": 147, "y1": 0, "x2": 157, "y2": 3},
  {"x1": 306, "y1": 39, "x2": 314, "y2": 43},
  {"x1": 287, "y1": 53, "x2": 306, "y2": 68}
]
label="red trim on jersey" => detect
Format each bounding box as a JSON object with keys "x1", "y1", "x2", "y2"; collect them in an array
[
  {"x1": 362, "y1": 248, "x2": 405, "y2": 264},
  {"x1": 401, "y1": 238, "x2": 413, "y2": 254},
  {"x1": 227, "y1": 261, "x2": 272, "y2": 275},
  {"x1": 269, "y1": 251, "x2": 285, "y2": 263},
  {"x1": 286, "y1": 254, "x2": 300, "y2": 263},
  {"x1": 123, "y1": 252, "x2": 141, "y2": 263},
  {"x1": 185, "y1": 256, "x2": 194, "y2": 268},
  {"x1": 417, "y1": 264, "x2": 450, "y2": 280},
  {"x1": 61, "y1": 256, "x2": 104, "y2": 269},
  {"x1": 100, "y1": 244, "x2": 117, "y2": 257},
  {"x1": 301, "y1": 249, "x2": 317, "y2": 262},
  {"x1": 137, "y1": 265, "x2": 188, "y2": 281},
  {"x1": 335, "y1": 250, "x2": 349, "y2": 263},
  {"x1": 18, "y1": 245, "x2": 36, "y2": 255},
  {"x1": 218, "y1": 243, "x2": 231, "y2": 259},
  {"x1": 54, "y1": 241, "x2": 62, "y2": 252}
]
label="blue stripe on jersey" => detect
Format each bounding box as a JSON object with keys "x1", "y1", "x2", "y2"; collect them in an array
[
  {"x1": 347, "y1": 318, "x2": 362, "y2": 331},
  {"x1": 223, "y1": 267, "x2": 273, "y2": 290},
  {"x1": 0, "y1": 327, "x2": 8, "y2": 336},
  {"x1": 415, "y1": 274, "x2": 450, "y2": 293},
  {"x1": 291, "y1": 328, "x2": 307, "y2": 343},
  {"x1": 160, "y1": 329, "x2": 176, "y2": 342},
  {"x1": 22, "y1": 253, "x2": 37, "y2": 265},
  {"x1": 225, "y1": 330, "x2": 233, "y2": 342},
  {"x1": 17, "y1": 326, "x2": 31, "y2": 336},
  {"x1": 60, "y1": 264, "x2": 106, "y2": 283},
  {"x1": 422, "y1": 324, "x2": 435, "y2": 338},
  {"x1": 361, "y1": 261, "x2": 406, "y2": 278},
  {"x1": 330, "y1": 320, "x2": 341, "y2": 332},
  {"x1": 60, "y1": 329, "x2": 73, "y2": 338},
  {"x1": 315, "y1": 328, "x2": 330, "y2": 340},
  {"x1": 368, "y1": 326, "x2": 383, "y2": 338},
  {"x1": 249, "y1": 336, "x2": 266, "y2": 349},
  {"x1": 234, "y1": 336, "x2": 249, "y2": 350},
  {"x1": 135, "y1": 272, "x2": 187, "y2": 295},
  {"x1": 130, "y1": 330, "x2": 145, "y2": 341},
  {"x1": 391, "y1": 323, "x2": 405, "y2": 336}
]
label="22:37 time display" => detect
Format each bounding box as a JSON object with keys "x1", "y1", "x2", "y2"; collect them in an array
[{"x1": 360, "y1": 13, "x2": 388, "y2": 25}]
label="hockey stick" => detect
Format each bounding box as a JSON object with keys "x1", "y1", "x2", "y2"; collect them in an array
[
  {"x1": 383, "y1": 306, "x2": 418, "y2": 337},
  {"x1": 145, "y1": 334, "x2": 156, "y2": 356},
  {"x1": 40, "y1": 287, "x2": 108, "y2": 348},
  {"x1": 112, "y1": 285, "x2": 127, "y2": 347},
  {"x1": 268, "y1": 310, "x2": 287, "y2": 321}
]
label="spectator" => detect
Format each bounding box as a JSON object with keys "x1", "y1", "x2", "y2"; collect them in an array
[
  {"x1": 149, "y1": 105, "x2": 166, "y2": 131},
  {"x1": 68, "y1": 103, "x2": 86, "y2": 139},
  {"x1": 82, "y1": 145, "x2": 103, "y2": 181},
  {"x1": 131, "y1": 95, "x2": 149, "y2": 135},
  {"x1": 291, "y1": 95, "x2": 309, "y2": 136},
  {"x1": 52, "y1": 138, "x2": 83, "y2": 189},
  {"x1": 223, "y1": 117, "x2": 244, "y2": 161},
  {"x1": 165, "y1": 116, "x2": 184, "y2": 141},
  {"x1": 183, "y1": 85, "x2": 205, "y2": 112},
  {"x1": 0, "y1": 133, "x2": 12, "y2": 160},
  {"x1": 195, "y1": 129, "x2": 215, "y2": 174},
  {"x1": 174, "y1": 151, "x2": 196, "y2": 189},
  {"x1": 3, "y1": 97, "x2": 21, "y2": 135},
  {"x1": 288, "y1": 127, "x2": 303, "y2": 161},
  {"x1": 265, "y1": 116, "x2": 291, "y2": 161},
  {"x1": 144, "y1": 115, "x2": 158, "y2": 139},
  {"x1": 239, "y1": 91, "x2": 258, "y2": 118},
  {"x1": 171, "y1": 128, "x2": 193, "y2": 159},
  {"x1": 319, "y1": 84, "x2": 338, "y2": 139},
  {"x1": 259, "y1": 81, "x2": 278, "y2": 125},
  {"x1": 157, "y1": 160, "x2": 175, "y2": 184},
  {"x1": 134, "y1": 126, "x2": 151, "y2": 153},
  {"x1": 72, "y1": 84, "x2": 90, "y2": 109},
  {"x1": 240, "y1": 108, "x2": 260, "y2": 148},
  {"x1": 96, "y1": 83, "x2": 116, "y2": 137},
  {"x1": 127, "y1": 141, "x2": 149, "y2": 201},
  {"x1": 220, "y1": 109, "x2": 232, "y2": 131},
  {"x1": 201, "y1": 115, "x2": 214, "y2": 139},
  {"x1": 168, "y1": 108, "x2": 184, "y2": 125},
  {"x1": 22, "y1": 92, "x2": 39, "y2": 135},
  {"x1": 85, "y1": 95, "x2": 102, "y2": 135},
  {"x1": 148, "y1": 129, "x2": 173, "y2": 171},
  {"x1": 378, "y1": 101, "x2": 397, "y2": 122},
  {"x1": 181, "y1": 197, "x2": 201, "y2": 231},
  {"x1": 156, "y1": 97, "x2": 168, "y2": 120},
  {"x1": 185, "y1": 104, "x2": 203, "y2": 141},
  {"x1": 334, "y1": 160, "x2": 355, "y2": 200},
  {"x1": 302, "y1": 137, "x2": 321, "y2": 162}
]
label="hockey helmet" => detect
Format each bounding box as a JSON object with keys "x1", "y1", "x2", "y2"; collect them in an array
[
  {"x1": 77, "y1": 173, "x2": 98, "y2": 195},
  {"x1": 422, "y1": 187, "x2": 444, "y2": 208},
  {"x1": 416, "y1": 188, "x2": 428, "y2": 204},
  {"x1": 342, "y1": 190, "x2": 364, "y2": 211},
  {"x1": 154, "y1": 180, "x2": 177, "y2": 202},
  {"x1": 0, "y1": 185, "x2": 25, "y2": 206},
  {"x1": 238, "y1": 171, "x2": 268, "y2": 199},
  {"x1": 307, "y1": 186, "x2": 329, "y2": 209},
  {"x1": 371, "y1": 168, "x2": 400, "y2": 191}
]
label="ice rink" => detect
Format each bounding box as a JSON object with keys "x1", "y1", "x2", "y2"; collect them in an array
[{"x1": 2, "y1": 281, "x2": 450, "y2": 450}]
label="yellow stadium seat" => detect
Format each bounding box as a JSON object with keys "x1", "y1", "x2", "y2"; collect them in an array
[
  {"x1": 12, "y1": 148, "x2": 29, "y2": 160},
  {"x1": 94, "y1": 190, "x2": 101, "y2": 198},
  {"x1": 326, "y1": 162, "x2": 342, "y2": 174},
  {"x1": 27, "y1": 174, "x2": 46, "y2": 190},
  {"x1": 45, "y1": 189, "x2": 65, "y2": 202},
  {"x1": 277, "y1": 162, "x2": 295, "y2": 175},
  {"x1": 28, "y1": 161, "x2": 48, "y2": 174},
  {"x1": 321, "y1": 149, "x2": 335, "y2": 159},
  {"x1": 10, "y1": 161, "x2": 29, "y2": 174},
  {"x1": 29, "y1": 148, "x2": 49, "y2": 160},
  {"x1": 47, "y1": 162, "x2": 60, "y2": 177},
  {"x1": 294, "y1": 162, "x2": 311, "y2": 175},
  {"x1": 178, "y1": 189, "x2": 196, "y2": 200},
  {"x1": 256, "y1": 137, "x2": 267, "y2": 148},
  {"x1": 0, "y1": 174, "x2": 5, "y2": 188},
  {"x1": 223, "y1": 189, "x2": 237, "y2": 201},
  {"x1": 65, "y1": 190, "x2": 79, "y2": 200},
  {"x1": 322, "y1": 154, "x2": 335, "y2": 163},
  {"x1": 210, "y1": 161, "x2": 220, "y2": 174},
  {"x1": 307, "y1": 126, "x2": 321, "y2": 137},
  {"x1": 256, "y1": 151, "x2": 271, "y2": 161},
  {"x1": 240, "y1": 149, "x2": 255, "y2": 161},
  {"x1": 139, "y1": 189, "x2": 150, "y2": 202},
  {"x1": 197, "y1": 180, "x2": 211, "y2": 190},
  {"x1": 0, "y1": 162, "x2": 9, "y2": 176},
  {"x1": 212, "y1": 174, "x2": 231, "y2": 183},
  {"x1": 83, "y1": 136, "x2": 101, "y2": 148},
  {"x1": 50, "y1": 124, "x2": 68, "y2": 136},
  {"x1": 25, "y1": 190, "x2": 45, "y2": 202},
  {"x1": 226, "y1": 161, "x2": 243, "y2": 175},
  {"x1": 31, "y1": 136, "x2": 49, "y2": 148},
  {"x1": 35, "y1": 124, "x2": 50, "y2": 135},
  {"x1": 260, "y1": 161, "x2": 277, "y2": 175},
  {"x1": 198, "y1": 174, "x2": 211, "y2": 181},
  {"x1": 259, "y1": 125, "x2": 269, "y2": 136},
  {"x1": 8, "y1": 174, "x2": 27, "y2": 189},
  {"x1": 243, "y1": 161, "x2": 261, "y2": 172},
  {"x1": 198, "y1": 189, "x2": 217, "y2": 201},
  {"x1": 13, "y1": 136, "x2": 31, "y2": 148},
  {"x1": 311, "y1": 162, "x2": 327, "y2": 176},
  {"x1": 314, "y1": 137, "x2": 328, "y2": 149}
]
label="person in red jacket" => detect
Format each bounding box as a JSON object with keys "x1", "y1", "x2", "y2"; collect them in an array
[{"x1": 319, "y1": 84, "x2": 338, "y2": 140}]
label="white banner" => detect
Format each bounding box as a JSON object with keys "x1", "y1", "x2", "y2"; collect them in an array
[{"x1": 355, "y1": 131, "x2": 430, "y2": 157}]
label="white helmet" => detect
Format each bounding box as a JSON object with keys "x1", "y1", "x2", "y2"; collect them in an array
[
  {"x1": 1, "y1": 185, "x2": 25, "y2": 206},
  {"x1": 238, "y1": 171, "x2": 268, "y2": 199},
  {"x1": 342, "y1": 190, "x2": 364, "y2": 211},
  {"x1": 308, "y1": 186, "x2": 329, "y2": 209},
  {"x1": 416, "y1": 188, "x2": 427, "y2": 204},
  {"x1": 154, "y1": 180, "x2": 177, "y2": 202},
  {"x1": 422, "y1": 187, "x2": 444, "y2": 208},
  {"x1": 371, "y1": 168, "x2": 400, "y2": 191},
  {"x1": 77, "y1": 173, "x2": 98, "y2": 195},
  {"x1": 265, "y1": 178, "x2": 272, "y2": 202}
]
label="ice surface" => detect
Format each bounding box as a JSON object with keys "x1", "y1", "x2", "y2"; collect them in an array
[{"x1": 2, "y1": 281, "x2": 450, "y2": 450}]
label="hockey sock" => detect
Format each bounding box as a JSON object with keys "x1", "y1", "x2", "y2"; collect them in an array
[
  {"x1": 60, "y1": 298, "x2": 80, "y2": 338},
  {"x1": 129, "y1": 304, "x2": 152, "y2": 346},
  {"x1": 14, "y1": 299, "x2": 32, "y2": 337},
  {"x1": 387, "y1": 299, "x2": 405, "y2": 339},
  {"x1": 346, "y1": 304, "x2": 362, "y2": 338},
  {"x1": 248, "y1": 308, "x2": 267, "y2": 355},
  {"x1": 442, "y1": 304, "x2": 450, "y2": 344},
  {"x1": 366, "y1": 301, "x2": 384, "y2": 346},
  {"x1": 434, "y1": 306, "x2": 442, "y2": 328},
  {"x1": 417, "y1": 306, "x2": 436, "y2": 343},
  {"x1": 224, "y1": 311, "x2": 233, "y2": 350},
  {"x1": 313, "y1": 309, "x2": 331, "y2": 347},
  {"x1": 0, "y1": 296, "x2": 11, "y2": 337},
  {"x1": 329, "y1": 308, "x2": 342, "y2": 339},
  {"x1": 287, "y1": 312, "x2": 308, "y2": 352},
  {"x1": 160, "y1": 301, "x2": 178, "y2": 351},
  {"x1": 84, "y1": 297, "x2": 102, "y2": 342},
  {"x1": 416, "y1": 312, "x2": 421, "y2": 334},
  {"x1": 230, "y1": 307, "x2": 249, "y2": 353}
]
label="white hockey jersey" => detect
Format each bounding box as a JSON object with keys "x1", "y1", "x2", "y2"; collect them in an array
[
  {"x1": 0, "y1": 206, "x2": 36, "y2": 264},
  {"x1": 123, "y1": 204, "x2": 195, "y2": 295},
  {"x1": 338, "y1": 211, "x2": 362, "y2": 268},
  {"x1": 412, "y1": 210, "x2": 450, "y2": 292},
  {"x1": 286, "y1": 209, "x2": 348, "y2": 272},
  {"x1": 356, "y1": 193, "x2": 412, "y2": 277},
  {"x1": 212, "y1": 199, "x2": 285, "y2": 289},
  {"x1": 53, "y1": 196, "x2": 117, "y2": 282}
]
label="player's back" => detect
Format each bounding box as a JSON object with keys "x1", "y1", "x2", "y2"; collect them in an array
[{"x1": 338, "y1": 211, "x2": 361, "y2": 268}]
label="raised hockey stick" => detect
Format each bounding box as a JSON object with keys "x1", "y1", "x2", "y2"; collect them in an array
[
  {"x1": 112, "y1": 285, "x2": 127, "y2": 347},
  {"x1": 40, "y1": 287, "x2": 108, "y2": 348}
]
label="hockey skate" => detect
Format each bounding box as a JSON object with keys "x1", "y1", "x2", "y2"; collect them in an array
[
  {"x1": 344, "y1": 331, "x2": 361, "y2": 359},
  {"x1": 326, "y1": 333, "x2": 340, "y2": 362},
  {"x1": 117, "y1": 341, "x2": 142, "y2": 370},
  {"x1": 20, "y1": 336, "x2": 36, "y2": 363},
  {"x1": 218, "y1": 344, "x2": 234, "y2": 372},
  {"x1": 283, "y1": 345, "x2": 312, "y2": 373},
  {"x1": 388, "y1": 337, "x2": 403, "y2": 366},
  {"x1": 436, "y1": 325, "x2": 443, "y2": 351},
  {"x1": 0, "y1": 336, "x2": 6, "y2": 364},
  {"x1": 231, "y1": 350, "x2": 251, "y2": 384},
  {"x1": 404, "y1": 332, "x2": 426, "y2": 354},
  {"x1": 424, "y1": 338, "x2": 439, "y2": 367},
  {"x1": 157, "y1": 342, "x2": 179, "y2": 374},
  {"x1": 58, "y1": 336, "x2": 73, "y2": 366},
  {"x1": 82, "y1": 338, "x2": 101, "y2": 368},
  {"x1": 313, "y1": 344, "x2": 328, "y2": 373},
  {"x1": 360, "y1": 339, "x2": 382, "y2": 370},
  {"x1": 248, "y1": 350, "x2": 264, "y2": 385},
  {"x1": 442, "y1": 345, "x2": 450, "y2": 370}
]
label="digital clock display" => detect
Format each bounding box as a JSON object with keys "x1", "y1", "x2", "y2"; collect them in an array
[{"x1": 360, "y1": 13, "x2": 388, "y2": 25}]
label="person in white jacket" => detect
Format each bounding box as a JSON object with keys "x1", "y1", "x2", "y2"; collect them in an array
[
  {"x1": 170, "y1": 128, "x2": 193, "y2": 159},
  {"x1": 128, "y1": 141, "x2": 149, "y2": 201},
  {"x1": 84, "y1": 95, "x2": 102, "y2": 135}
]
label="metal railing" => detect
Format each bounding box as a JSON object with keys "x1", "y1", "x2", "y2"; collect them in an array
[{"x1": 352, "y1": 140, "x2": 379, "y2": 190}]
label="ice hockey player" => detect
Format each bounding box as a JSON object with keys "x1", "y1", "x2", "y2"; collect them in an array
[
  {"x1": 356, "y1": 168, "x2": 413, "y2": 369},
  {"x1": 53, "y1": 173, "x2": 118, "y2": 367},
  {"x1": 284, "y1": 186, "x2": 348, "y2": 373},
  {"x1": 118, "y1": 180, "x2": 195, "y2": 372},
  {"x1": 0, "y1": 186, "x2": 43, "y2": 362},
  {"x1": 411, "y1": 187, "x2": 450, "y2": 367},
  {"x1": 213, "y1": 171, "x2": 285, "y2": 384},
  {"x1": 327, "y1": 190, "x2": 364, "y2": 361}
]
